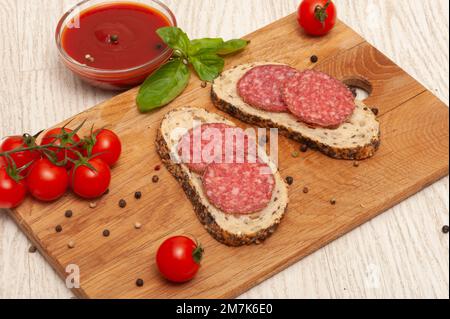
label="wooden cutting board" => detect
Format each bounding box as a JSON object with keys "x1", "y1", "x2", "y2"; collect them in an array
[{"x1": 9, "y1": 14, "x2": 449, "y2": 299}]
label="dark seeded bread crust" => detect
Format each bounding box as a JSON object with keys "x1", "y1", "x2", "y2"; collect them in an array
[
  {"x1": 156, "y1": 128, "x2": 286, "y2": 247},
  {"x1": 211, "y1": 89, "x2": 381, "y2": 160}
]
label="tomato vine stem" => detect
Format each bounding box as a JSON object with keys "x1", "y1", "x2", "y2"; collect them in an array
[
  {"x1": 0, "y1": 143, "x2": 80, "y2": 157},
  {"x1": 1, "y1": 120, "x2": 87, "y2": 173},
  {"x1": 315, "y1": 0, "x2": 332, "y2": 26}
]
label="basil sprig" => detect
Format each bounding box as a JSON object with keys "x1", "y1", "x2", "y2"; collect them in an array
[{"x1": 137, "y1": 27, "x2": 249, "y2": 113}]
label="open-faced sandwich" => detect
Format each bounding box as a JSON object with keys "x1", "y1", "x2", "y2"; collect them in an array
[
  {"x1": 156, "y1": 107, "x2": 288, "y2": 246},
  {"x1": 211, "y1": 62, "x2": 381, "y2": 160}
]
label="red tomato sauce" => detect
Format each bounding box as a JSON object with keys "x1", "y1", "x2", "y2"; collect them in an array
[{"x1": 62, "y1": 3, "x2": 170, "y2": 70}]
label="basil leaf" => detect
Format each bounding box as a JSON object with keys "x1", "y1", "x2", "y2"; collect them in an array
[
  {"x1": 157, "y1": 27, "x2": 190, "y2": 54},
  {"x1": 137, "y1": 59, "x2": 190, "y2": 112},
  {"x1": 190, "y1": 53, "x2": 225, "y2": 82},
  {"x1": 217, "y1": 39, "x2": 249, "y2": 55},
  {"x1": 189, "y1": 38, "x2": 224, "y2": 55}
]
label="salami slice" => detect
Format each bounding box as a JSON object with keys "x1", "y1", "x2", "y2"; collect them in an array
[
  {"x1": 282, "y1": 70, "x2": 356, "y2": 128},
  {"x1": 177, "y1": 123, "x2": 257, "y2": 174},
  {"x1": 203, "y1": 162, "x2": 275, "y2": 215},
  {"x1": 237, "y1": 65, "x2": 299, "y2": 112}
]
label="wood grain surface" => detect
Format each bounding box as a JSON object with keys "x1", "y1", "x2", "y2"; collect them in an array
[{"x1": 0, "y1": 0, "x2": 449, "y2": 299}]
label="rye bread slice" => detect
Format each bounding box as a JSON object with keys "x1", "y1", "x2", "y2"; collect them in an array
[
  {"x1": 211, "y1": 62, "x2": 381, "y2": 160},
  {"x1": 156, "y1": 107, "x2": 289, "y2": 246}
]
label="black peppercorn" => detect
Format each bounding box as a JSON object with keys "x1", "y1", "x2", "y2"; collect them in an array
[
  {"x1": 136, "y1": 279, "x2": 144, "y2": 287},
  {"x1": 119, "y1": 199, "x2": 127, "y2": 208},
  {"x1": 285, "y1": 176, "x2": 294, "y2": 186},
  {"x1": 135, "y1": 191, "x2": 142, "y2": 199},
  {"x1": 110, "y1": 34, "x2": 119, "y2": 43},
  {"x1": 371, "y1": 108, "x2": 379, "y2": 116},
  {"x1": 300, "y1": 144, "x2": 308, "y2": 153},
  {"x1": 65, "y1": 210, "x2": 73, "y2": 218},
  {"x1": 442, "y1": 225, "x2": 449, "y2": 234},
  {"x1": 55, "y1": 225, "x2": 63, "y2": 233},
  {"x1": 310, "y1": 55, "x2": 318, "y2": 63},
  {"x1": 152, "y1": 175, "x2": 159, "y2": 183},
  {"x1": 28, "y1": 246, "x2": 37, "y2": 253},
  {"x1": 330, "y1": 198, "x2": 337, "y2": 205},
  {"x1": 303, "y1": 187, "x2": 309, "y2": 194},
  {"x1": 103, "y1": 229, "x2": 110, "y2": 237}
]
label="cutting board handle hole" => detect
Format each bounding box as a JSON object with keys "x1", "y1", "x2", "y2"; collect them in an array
[{"x1": 342, "y1": 76, "x2": 373, "y2": 101}]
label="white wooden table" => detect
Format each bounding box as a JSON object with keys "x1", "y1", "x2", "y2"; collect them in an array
[{"x1": 0, "y1": 0, "x2": 448, "y2": 299}]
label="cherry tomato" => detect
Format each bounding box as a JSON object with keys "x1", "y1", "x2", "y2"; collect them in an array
[
  {"x1": 0, "y1": 135, "x2": 41, "y2": 176},
  {"x1": 82, "y1": 129, "x2": 122, "y2": 167},
  {"x1": 41, "y1": 128, "x2": 81, "y2": 167},
  {"x1": 69, "y1": 158, "x2": 111, "y2": 199},
  {"x1": 156, "y1": 236, "x2": 204, "y2": 283},
  {"x1": 0, "y1": 167, "x2": 27, "y2": 209},
  {"x1": 27, "y1": 159, "x2": 69, "y2": 202},
  {"x1": 298, "y1": 0, "x2": 337, "y2": 36}
]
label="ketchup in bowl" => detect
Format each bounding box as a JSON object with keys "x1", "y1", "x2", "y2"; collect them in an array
[{"x1": 56, "y1": 0, "x2": 176, "y2": 90}]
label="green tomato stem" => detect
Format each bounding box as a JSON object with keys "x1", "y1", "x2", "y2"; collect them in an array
[
  {"x1": 315, "y1": 0, "x2": 332, "y2": 25},
  {"x1": 0, "y1": 143, "x2": 78, "y2": 157}
]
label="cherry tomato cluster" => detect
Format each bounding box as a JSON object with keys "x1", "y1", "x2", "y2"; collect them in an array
[{"x1": 0, "y1": 123, "x2": 121, "y2": 209}]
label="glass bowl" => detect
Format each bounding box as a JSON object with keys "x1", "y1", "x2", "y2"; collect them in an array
[{"x1": 55, "y1": 0, "x2": 177, "y2": 90}]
